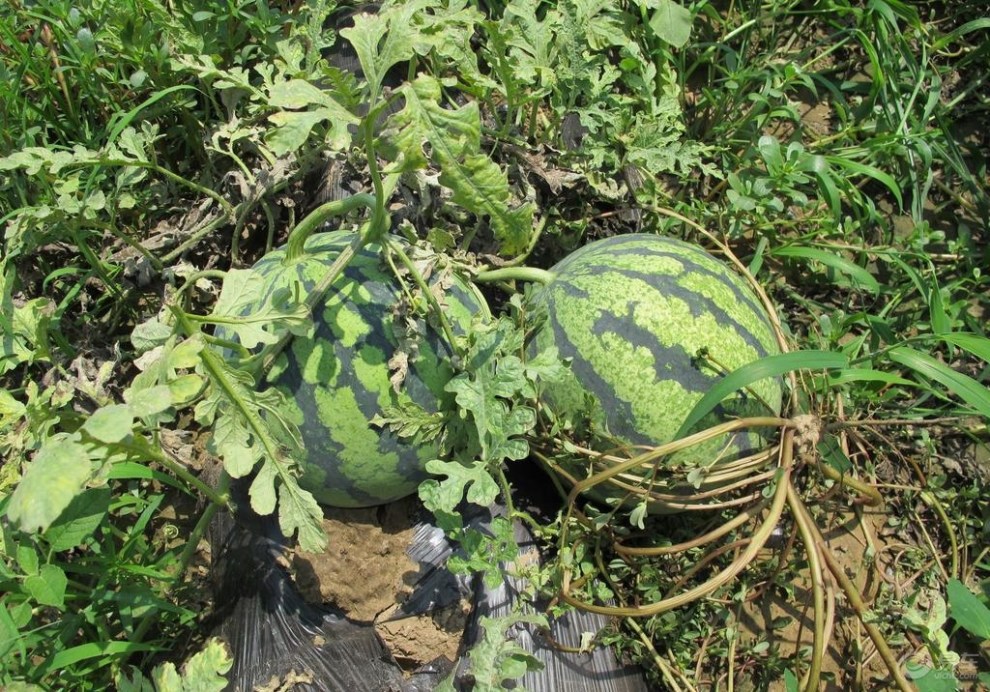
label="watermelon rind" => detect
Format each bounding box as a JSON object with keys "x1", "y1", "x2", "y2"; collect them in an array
[
  {"x1": 238, "y1": 231, "x2": 488, "y2": 508},
  {"x1": 526, "y1": 233, "x2": 783, "y2": 505}
]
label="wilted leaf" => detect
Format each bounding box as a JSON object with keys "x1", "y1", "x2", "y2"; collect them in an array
[
  {"x1": 387, "y1": 75, "x2": 534, "y2": 256},
  {"x1": 151, "y1": 638, "x2": 232, "y2": 692}
]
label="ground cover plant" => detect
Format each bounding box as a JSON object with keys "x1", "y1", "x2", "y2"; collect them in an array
[{"x1": 0, "y1": 0, "x2": 988, "y2": 689}]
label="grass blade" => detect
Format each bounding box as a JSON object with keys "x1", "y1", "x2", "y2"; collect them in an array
[
  {"x1": 771, "y1": 246, "x2": 880, "y2": 294},
  {"x1": 947, "y1": 578, "x2": 990, "y2": 639},
  {"x1": 937, "y1": 332, "x2": 990, "y2": 364},
  {"x1": 46, "y1": 640, "x2": 158, "y2": 672},
  {"x1": 888, "y1": 347, "x2": 990, "y2": 418},
  {"x1": 825, "y1": 155, "x2": 904, "y2": 209},
  {"x1": 824, "y1": 368, "x2": 914, "y2": 387},
  {"x1": 678, "y1": 351, "x2": 849, "y2": 436}
]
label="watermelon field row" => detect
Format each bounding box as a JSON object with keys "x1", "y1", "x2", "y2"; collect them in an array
[{"x1": 0, "y1": 0, "x2": 988, "y2": 690}]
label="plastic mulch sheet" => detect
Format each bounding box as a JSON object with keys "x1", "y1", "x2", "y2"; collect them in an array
[{"x1": 209, "y1": 486, "x2": 651, "y2": 691}]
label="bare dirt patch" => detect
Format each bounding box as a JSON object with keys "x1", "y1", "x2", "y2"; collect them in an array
[
  {"x1": 290, "y1": 496, "x2": 467, "y2": 672},
  {"x1": 735, "y1": 506, "x2": 905, "y2": 688}
]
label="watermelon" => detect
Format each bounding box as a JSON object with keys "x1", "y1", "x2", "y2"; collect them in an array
[
  {"x1": 240, "y1": 231, "x2": 488, "y2": 508},
  {"x1": 526, "y1": 233, "x2": 783, "y2": 503}
]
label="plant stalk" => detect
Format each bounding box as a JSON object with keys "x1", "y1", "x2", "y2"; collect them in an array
[{"x1": 473, "y1": 265, "x2": 556, "y2": 285}]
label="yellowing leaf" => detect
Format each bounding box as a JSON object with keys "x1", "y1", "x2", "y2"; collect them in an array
[
  {"x1": 268, "y1": 79, "x2": 335, "y2": 109},
  {"x1": 7, "y1": 435, "x2": 96, "y2": 534},
  {"x1": 151, "y1": 638, "x2": 231, "y2": 692},
  {"x1": 82, "y1": 404, "x2": 134, "y2": 443}
]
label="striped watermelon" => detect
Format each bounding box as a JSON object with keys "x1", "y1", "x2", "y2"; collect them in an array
[
  {"x1": 527, "y1": 233, "x2": 782, "y2": 502},
  {"x1": 242, "y1": 231, "x2": 488, "y2": 508}
]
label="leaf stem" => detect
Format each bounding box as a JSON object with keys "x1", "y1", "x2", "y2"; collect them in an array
[
  {"x1": 818, "y1": 535, "x2": 913, "y2": 691},
  {"x1": 787, "y1": 485, "x2": 827, "y2": 691},
  {"x1": 131, "y1": 479, "x2": 226, "y2": 659},
  {"x1": 258, "y1": 231, "x2": 366, "y2": 379},
  {"x1": 362, "y1": 107, "x2": 390, "y2": 243},
  {"x1": 168, "y1": 304, "x2": 325, "y2": 551},
  {"x1": 284, "y1": 192, "x2": 376, "y2": 261},
  {"x1": 174, "y1": 269, "x2": 228, "y2": 300},
  {"x1": 150, "y1": 444, "x2": 230, "y2": 508},
  {"x1": 472, "y1": 266, "x2": 556, "y2": 285},
  {"x1": 82, "y1": 157, "x2": 235, "y2": 219},
  {"x1": 384, "y1": 237, "x2": 457, "y2": 349}
]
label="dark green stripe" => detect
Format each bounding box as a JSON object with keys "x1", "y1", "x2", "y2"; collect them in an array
[
  {"x1": 543, "y1": 292, "x2": 645, "y2": 445},
  {"x1": 592, "y1": 305, "x2": 717, "y2": 393},
  {"x1": 552, "y1": 234, "x2": 769, "y2": 322},
  {"x1": 554, "y1": 264, "x2": 773, "y2": 359}
]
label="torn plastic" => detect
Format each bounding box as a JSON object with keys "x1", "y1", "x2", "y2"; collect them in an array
[
  {"x1": 209, "y1": 497, "x2": 409, "y2": 691},
  {"x1": 450, "y1": 510, "x2": 650, "y2": 692},
  {"x1": 209, "y1": 475, "x2": 651, "y2": 691}
]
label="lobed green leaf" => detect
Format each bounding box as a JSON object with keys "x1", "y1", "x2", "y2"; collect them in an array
[{"x1": 387, "y1": 75, "x2": 534, "y2": 255}]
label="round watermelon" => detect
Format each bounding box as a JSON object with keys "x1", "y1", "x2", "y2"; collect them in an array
[
  {"x1": 243, "y1": 231, "x2": 488, "y2": 508},
  {"x1": 526, "y1": 233, "x2": 783, "y2": 503}
]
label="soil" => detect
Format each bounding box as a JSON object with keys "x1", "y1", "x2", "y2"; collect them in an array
[
  {"x1": 289, "y1": 496, "x2": 469, "y2": 672},
  {"x1": 735, "y1": 505, "x2": 895, "y2": 689}
]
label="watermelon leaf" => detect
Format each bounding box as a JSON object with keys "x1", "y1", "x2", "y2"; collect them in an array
[
  {"x1": 447, "y1": 516, "x2": 520, "y2": 590},
  {"x1": 118, "y1": 638, "x2": 231, "y2": 692},
  {"x1": 193, "y1": 348, "x2": 326, "y2": 552},
  {"x1": 423, "y1": 459, "x2": 500, "y2": 509},
  {"x1": 339, "y1": 0, "x2": 431, "y2": 104},
  {"x1": 443, "y1": 613, "x2": 548, "y2": 691},
  {"x1": 677, "y1": 350, "x2": 848, "y2": 437},
  {"x1": 6, "y1": 435, "x2": 98, "y2": 534},
  {"x1": 207, "y1": 270, "x2": 312, "y2": 350},
  {"x1": 498, "y1": 0, "x2": 559, "y2": 90},
  {"x1": 265, "y1": 80, "x2": 357, "y2": 155},
  {"x1": 445, "y1": 318, "x2": 539, "y2": 463},
  {"x1": 385, "y1": 75, "x2": 534, "y2": 256}
]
